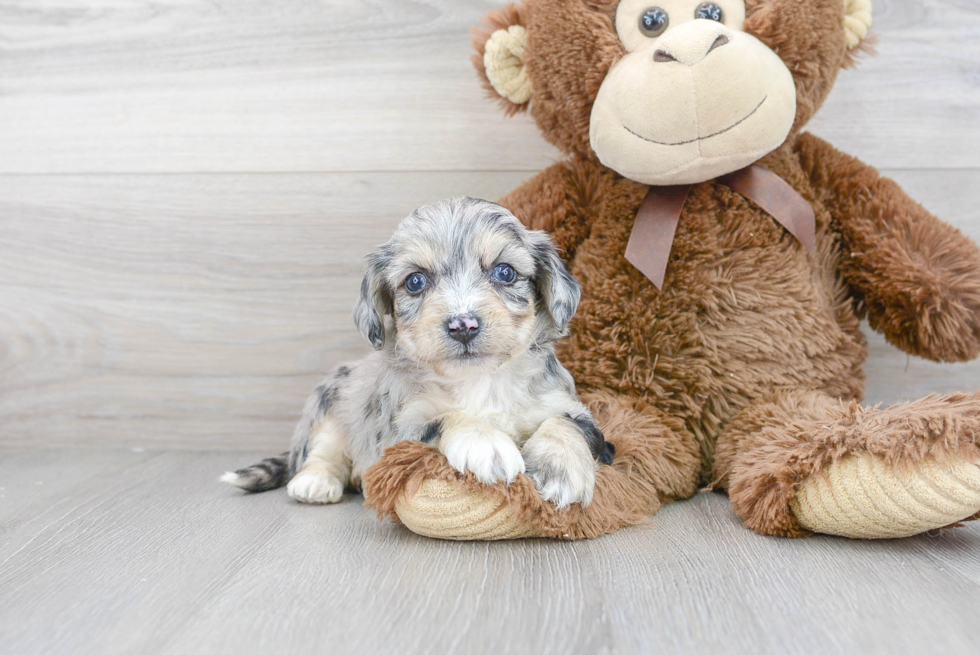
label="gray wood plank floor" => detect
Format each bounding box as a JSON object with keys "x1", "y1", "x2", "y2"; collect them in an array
[{"x1": 1, "y1": 449, "x2": 979, "y2": 655}]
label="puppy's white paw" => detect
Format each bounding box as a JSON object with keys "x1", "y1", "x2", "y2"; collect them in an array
[
  {"x1": 523, "y1": 432, "x2": 597, "y2": 509},
  {"x1": 287, "y1": 470, "x2": 344, "y2": 504},
  {"x1": 440, "y1": 427, "x2": 525, "y2": 486}
]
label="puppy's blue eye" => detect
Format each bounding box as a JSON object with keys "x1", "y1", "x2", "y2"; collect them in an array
[
  {"x1": 492, "y1": 263, "x2": 516, "y2": 285},
  {"x1": 405, "y1": 272, "x2": 427, "y2": 295},
  {"x1": 694, "y1": 2, "x2": 723, "y2": 21}
]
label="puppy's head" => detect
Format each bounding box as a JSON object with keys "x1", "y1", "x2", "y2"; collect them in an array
[{"x1": 354, "y1": 196, "x2": 580, "y2": 375}]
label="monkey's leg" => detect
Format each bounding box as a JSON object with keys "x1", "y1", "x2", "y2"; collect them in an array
[
  {"x1": 713, "y1": 389, "x2": 980, "y2": 538},
  {"x1": 362, "y1": 390, "x2": 700, "y2": 540}
]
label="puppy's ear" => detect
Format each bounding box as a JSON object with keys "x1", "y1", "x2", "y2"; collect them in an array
[
  {"x1": 353, "y1": 248, "x2": 394, "y2": 350},
  {"x1": 529, "y1": 231, "x2": 581, "y2": 335}
]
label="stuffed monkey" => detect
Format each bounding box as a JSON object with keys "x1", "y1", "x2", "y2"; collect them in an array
[{"x1": 364, "y1": 0, "x2": 980, "y2": 541}]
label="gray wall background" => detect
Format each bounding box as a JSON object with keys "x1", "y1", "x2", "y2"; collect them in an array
[{"x1": 1, "y1": 0, "x2": 978, "y2": 450}]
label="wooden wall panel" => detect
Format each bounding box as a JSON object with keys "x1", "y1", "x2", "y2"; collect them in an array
[
  {"x1": 1, "y1": 0, "x2": 977, "y2": 448},
  {"x1": 1, "y1": 169, "x2": 977, "y2": 449},
  {"x1": 0, "y1": 0, "x2": 976, "y2": 173},
  {"x1": 0, "y1": 172, "x2": 531, "y2": 447}
]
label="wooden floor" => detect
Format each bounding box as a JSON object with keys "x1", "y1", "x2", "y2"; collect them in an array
[
  {"x1": 2, "y1": 0, "x2": 980, "y2": 652},
  {"x1": 1, "y1": 448, "x2": 979, "y2": 655}
]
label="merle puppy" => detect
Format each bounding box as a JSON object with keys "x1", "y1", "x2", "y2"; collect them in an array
[{"x1": 222, "y1": 197, "x2": 612, "y2": 509}]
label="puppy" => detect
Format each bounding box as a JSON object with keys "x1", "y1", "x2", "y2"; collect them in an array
[{"x1": 222, "y1": 197, "x2": 612, "y2": 509}]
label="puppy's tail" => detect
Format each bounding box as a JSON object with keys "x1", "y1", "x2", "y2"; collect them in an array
[{"x1": 220, "y1": 452, "x2": 291, "y2": 493}]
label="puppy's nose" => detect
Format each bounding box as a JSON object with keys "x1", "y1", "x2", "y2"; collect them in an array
[{"x1": 446, "y1": 314, "x2": 481, "y2": 344}]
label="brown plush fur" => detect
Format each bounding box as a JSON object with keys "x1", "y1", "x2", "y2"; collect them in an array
[
  {"x1": 713, "y1": 390, "x2": 980, "y2": 536},
  {"x1": 797, "y1": 134, "x2": 980, "y2": 363},
  {"x1": 363, "y1": 0, "x2": 980, "y2": 538}
]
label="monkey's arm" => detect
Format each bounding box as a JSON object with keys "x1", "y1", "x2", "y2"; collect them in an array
[
  {"x1": 498, "y1": 162, "x2": 595, "y2": 262},
  {"x1": 796, "y1": 132, "x2": 980, "y2": 362}
]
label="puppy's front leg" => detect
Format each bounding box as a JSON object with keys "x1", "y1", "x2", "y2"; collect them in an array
[
  {"x1": 523, "y1": 416, "x2": 598, "y2": 509},
  {"x1": 427, "y1": 412, "x2": 525, "y2": 486},
  {"x1": 287, "y1": 416, "x2": 351, "y2": 504}
]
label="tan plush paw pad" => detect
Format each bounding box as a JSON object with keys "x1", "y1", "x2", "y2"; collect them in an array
[
  {"x1": 394, "y1": 479, "x2": 539, "y2": 541},
  {"x1": 791, "y1": 452, "x2": 980, "y2": 539}
]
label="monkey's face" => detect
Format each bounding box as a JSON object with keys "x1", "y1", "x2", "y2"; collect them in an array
[
  {"x1": 474, "y1": 0, "x2": 869, "y2": 185},
  {"x1": 589, "y1": 0, "x2": 797, "y2": 185}
]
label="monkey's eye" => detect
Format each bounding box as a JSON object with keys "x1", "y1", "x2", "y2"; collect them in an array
[
  {"x1": 492, "y1": 263, "x2": 517, "y2": 285},
  {"x1": 694, "y1": 2, "x2": 723, "y2": 22},
  {"x1": 638, "y1": 7, "x2": 669, "y2": 37},
  {"x1": 405, "y1": 272, "x2": 428, "y2": 295}
]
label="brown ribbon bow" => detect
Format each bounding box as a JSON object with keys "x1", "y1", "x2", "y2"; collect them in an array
[{"x1": 624, "y1": 165, "x2": 816, "y2": 289}]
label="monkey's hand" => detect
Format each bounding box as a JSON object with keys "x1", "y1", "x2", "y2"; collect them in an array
[{"x1": 797, "y1": 133, "x2": 980, "y2": 362}]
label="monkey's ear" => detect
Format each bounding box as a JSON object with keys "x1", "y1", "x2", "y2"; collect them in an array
[
  {"x1": 843, "y1": 0, "x2": 873, "y2": 50},
  {"x1": 353, "y1": 249, "x2": 394, "y2": 350},
  {"x1": 472, "y1": 3, "x2": 531, "y2": 115}
]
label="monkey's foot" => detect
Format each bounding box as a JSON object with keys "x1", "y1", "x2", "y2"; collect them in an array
[
  {"x1": 394, "y1": 479, "x2": 540, "y2": 540},
  {"x1": 362, "y1": 392, "x2": 699, "y2": 541},
  {"x1": 791, "y1": 453, "x2": 980, "y2": 539},
  {"x1": 361, "y1": 440, "x2": 656, "y2": 542}
]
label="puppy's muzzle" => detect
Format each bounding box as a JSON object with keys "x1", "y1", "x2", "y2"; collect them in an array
[{"x1": 445, "y1": 314, "x2": 481, "y2": 344}]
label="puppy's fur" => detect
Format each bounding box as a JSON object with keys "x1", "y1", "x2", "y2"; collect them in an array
[{"x1": 222, "y1": 197, "x2": 611, "y2": 508}]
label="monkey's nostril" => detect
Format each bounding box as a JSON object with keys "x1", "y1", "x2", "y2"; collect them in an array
[
  {"x1": 707, "y1": 34, "x2": 729, "y2": 54},
  {"x1": 446, "y1": 314, "x2": 481, "y2": 344},
  {"x1": 653, "y1": 49, "x2": 676, "y2": 63}
]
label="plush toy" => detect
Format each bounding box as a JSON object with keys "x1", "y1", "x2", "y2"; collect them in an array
[{"x1": 363, "y1": 0, "x2": 980, "y2": 540}]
